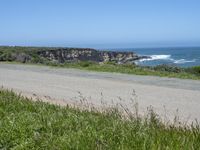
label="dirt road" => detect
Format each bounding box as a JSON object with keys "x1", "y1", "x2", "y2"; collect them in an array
[{"x1": 1, "y1": 63, "x2": 200, "y2": 123}]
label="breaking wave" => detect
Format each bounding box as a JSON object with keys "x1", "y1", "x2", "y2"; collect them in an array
[
  {"x1": 174, "y1": 59, "x2": 196, "y2": 64},
  {"x1": 139, "y1": 55, "x2": 172, "y2": 62},
  {"x1": 138, "y1": 54, "x2": 197, "y2": 64}
]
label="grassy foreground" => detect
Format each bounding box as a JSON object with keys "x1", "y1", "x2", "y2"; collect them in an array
[{"x1": 0, "y1": 90, "x2": 200, "y2": 149}]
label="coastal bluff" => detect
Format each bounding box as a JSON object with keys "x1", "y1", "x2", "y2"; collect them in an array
[
  {"x1": 0, "y1": 47, "x2": 148, "y2": 64},
  {"x1": 38, "y1": 48, "x2": 147, "y2": 64}
]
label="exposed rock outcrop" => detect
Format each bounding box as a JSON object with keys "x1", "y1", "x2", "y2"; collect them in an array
[
  {"x1": 0, "y1": 47, "x2": 150, "y2": 64},
  {"x1": 13, "y1": 53, "x2": 32, "y2": 63},
  {"x1": 37, "y1": 48, "x2": 148, "y2": 64}
]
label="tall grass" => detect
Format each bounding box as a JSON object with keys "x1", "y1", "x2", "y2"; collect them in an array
[{"x1": 1, "y1": 90, "x2": 200, "y2": 149}]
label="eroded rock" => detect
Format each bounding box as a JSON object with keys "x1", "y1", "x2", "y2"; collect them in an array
[{"x1": 37, "y1": 48, "x2": 145, "y2": 64}]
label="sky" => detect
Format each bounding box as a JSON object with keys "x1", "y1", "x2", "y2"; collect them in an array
[{"x1": 0, "y1": 0, "x2": 200, "y2": 48}]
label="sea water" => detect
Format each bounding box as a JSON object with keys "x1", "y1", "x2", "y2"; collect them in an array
[{"x1": 115, "y1": 47, "x2": 200, "y2": 67}]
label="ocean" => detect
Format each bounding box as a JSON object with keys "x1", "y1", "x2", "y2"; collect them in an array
[{"x1": 114, "y1": 47, "x2": 200, "y2": 67}]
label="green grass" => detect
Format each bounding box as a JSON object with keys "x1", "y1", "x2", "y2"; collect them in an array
[
  {"x1": 1, "y1": 90, "x2": 200, "y2": 149},
  {"x1": 40, "y1": 61, "x2": 200, "y2": 80}
]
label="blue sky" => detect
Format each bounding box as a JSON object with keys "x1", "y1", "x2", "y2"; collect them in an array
[{"x1": 0, "y1": 0, "x2": 200, "y2": 48}]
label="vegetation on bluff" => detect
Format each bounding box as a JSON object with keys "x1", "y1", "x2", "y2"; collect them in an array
[
  {"x1": 45, "y1": 61, "x2": 200, "y2": 80},
  {"x1": 0, "y1": 46, "x2": 200, "y2": 80}
]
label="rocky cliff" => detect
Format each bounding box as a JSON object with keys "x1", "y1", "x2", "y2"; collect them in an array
[
  {"x1": 0, "y1": 47, "x2": 149, "y2": 64},
  {"x1": 37, "y1": 48, "x2": 147, "y2": 64}
]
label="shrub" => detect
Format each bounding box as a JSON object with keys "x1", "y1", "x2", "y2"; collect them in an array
[
  {"x1": 153, "y1": 64, "x2": 183, "y2": 73},
  {"x1": 1, "y1": 52, "x2": 14, "y2": 61},
  {"x1": 186, "y1": 66, "x2": 200, "y2": 75},
  {"x1": 79, "y1": 61, "x2": 94, "y2": 67}
]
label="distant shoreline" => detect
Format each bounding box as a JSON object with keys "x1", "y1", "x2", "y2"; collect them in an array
[{"x1": 0, "y1": 46, "x2": 200, "y2": 80}]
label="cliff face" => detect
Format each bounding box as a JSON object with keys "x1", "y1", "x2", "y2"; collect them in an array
[
  {"x1": 37, "y1": 48, "x2": 144, "y2": 64},
  {"x1": 0, "y1": 47, "x2": 149, "y2": 64},
  {"x1": 38, "y1": 48, "x2": 101, "y2": 63}
]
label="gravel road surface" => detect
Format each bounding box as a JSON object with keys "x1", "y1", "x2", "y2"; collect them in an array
[{"x1": 1, "y1": 63, "x2": 200, "y2": 123}]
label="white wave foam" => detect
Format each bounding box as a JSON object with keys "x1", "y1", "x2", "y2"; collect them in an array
[
  {"x1": 150, "y1": 55, "x2": 172, "y2": 60},
  {"x1": 138, "y1": 54, "x2": 197, "y2": 65},
  {"x1": 174, "y1": 59, "x2": 196, "y2": 64},
  {"x1": 139, "y1": 55, "x2": 172, "y2": 62}
]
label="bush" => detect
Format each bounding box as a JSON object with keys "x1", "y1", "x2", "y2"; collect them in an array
[
  {"x1": 121, "y1": 64, "x2": 136, "y2": 69},
  {"x1": 79, "y1": 61, "x2": 94, "y2": 67},
  {"x1": 186, "y1": 66, "x2": 200, "y2": 75},
  {"x1": 0, "y1": 52, "x2": 14, "y2": 61},
  {"x1": 104, "y1": 61, "x2": 117, "y2": 65},
  {"x1": 153, "y1": 64, "x2": 183, "y2": 73}
]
